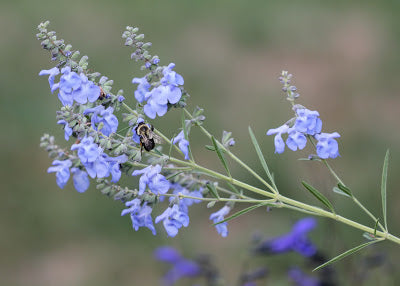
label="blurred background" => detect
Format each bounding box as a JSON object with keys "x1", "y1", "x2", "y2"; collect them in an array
[{"x1": 2, "y1": 0, "x2": 400, "y2": 285}]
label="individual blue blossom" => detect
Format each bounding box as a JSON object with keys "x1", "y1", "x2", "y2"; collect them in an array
[
  {"x1": 153, "y1": 57, "x2": 160, "y2": 65},
  {"x1": 266, "y1": 124, "x2": 289, "y2": 154},
  {"x1": 169, "y1": 184, "x2": 202, "y2": 213},
  {"x1": 132, "y1": 76, "x2": 150, "y2": 102},
  {"x1": 288, "y1": 267, "x2": 320, "y2": 286},
  {"x1": 155, "y1": 204, "x2": 190, "y2": 237},
  {"x1": 106, "y1": 154, "x2": 128, "y2": 183},
  {"x1": 121, "y1": 198, "x2": 156, "y2": 235},
  {"x1": 71, "y1": 137, "x2": 109, "y2": 179},
  {"x1": 84, "y1": 105, "x2": 118, "y2": 136},
  {"x1": 132, "y1": 164, "x2": 170, "y2": 195},
  {"x1": 56, "y1": 66, "x2": 82, "y2": 106},
  {"x1": 57, "y1": 119, "x2": 73, "y2": 141},
  {"x1": 255, "y1": 217, "x2": 317, "y2": 257},
  {"x1": 160, "y1": 63, "x2": 184, "y2": 104},
  {"x1": 209, "y1": 205, "x2": 231, "y2": 237},
  {"x1": 154, "y1": 246, "x2": 201, "y2": 286},
  {"x1": 47, "y1": 159, "x2": 72, "y2": 189},
  {"x1": 294, "y1": 108, "x2": 322, "y2": 135},
  {"x1": 73, "y1": 73, "x2": 101, "y2": 104},
  {"x1": 315, "y1": 132, "x2": 340, "y2": 159},
  {"x1": 143, "y1": 86, "x2": 169, "y2": 119},
  {"x1": 117, "y1": 95, "x2": 125, "y2": 102},
  {"x1": 286, "y1": 127, "x2": 307, "y2": 151},
  {"x1": 70, "y1": 167, "x2": 90, "y2": 193},
  {"x1": 172, "y1": 131, "x2": 190, "y2": 160},
  {"x1": 39, "y1": 67, "x2": 60, "y2": 92},
  {"x1": 71, "y1": 137, "x2": 101, "y2": 164}
]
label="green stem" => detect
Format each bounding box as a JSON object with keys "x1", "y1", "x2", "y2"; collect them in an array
[{"x1": 184, "y1": 108, "x2": 277, "y2": 194}]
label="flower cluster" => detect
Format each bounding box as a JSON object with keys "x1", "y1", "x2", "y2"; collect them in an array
[
  {"x1": 132, "y1": 63, "x2": 184, "y2": 119},
  {"x1": 40, "y1": 66, "x2": 100, "y2": 106},
  {"x1": 267, "y1": 72, "x2": 340, "y2": 159}
]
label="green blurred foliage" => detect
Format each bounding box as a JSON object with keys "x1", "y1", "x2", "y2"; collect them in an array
[{"x1": 2, "y1": 0, "x2": 400, "y2": 285}]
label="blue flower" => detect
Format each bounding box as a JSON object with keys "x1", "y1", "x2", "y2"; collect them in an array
[
  {"x1": 71, "y1": 168, "x2": 90, "y2": 193},
  {"x1": 160, "y1": 63, "x2": 184, "y2": 104},
  {"x1": 154, "y1": 246, "x2": 182, "y2": 263},
  {"x1": 154, "y1": 246, "x2": 201, "y2": 286},
  {"x1": 155, "y1": 204, "x2": 190, "y2": 237},
  {"x1": 73, "y1": 73, "x2": 101, "y2": 104},
  {"x1": 121, "y1": 198, "x2": 156, "y2": 235},
  {"x1": 315, "y1": 132, "x2": 340, "y2": 159},
  {"x1": 39, "y1": 67, "x2": 60, "y2": 92},
  {"x1": 106, "y1": 154, "x2": 128, "y2": 183},
  {"x1": 132, "y1": 164, "x2": 170, "y2": 195},
  {"x1": 57, "y1": 119, "x2": 73, "y2": 141},
  {"x1": 286, "y1": 127, "x2": 307, "y2": 151},
  {"x1": 255, "y1": 217, "x2": 317, "y2": 257},
  {"x1": 57, "y1": 67, "x2": 82, "y2": 106},
  {"x1": 169, "y1": 184, "x2": 202, "y2": 213},
  {"x1": 47, "y1": 159, "x2": 72, "y2": 189},
  {"x1": 294, "y1": 109, "x2": 322, "y2": 135},
  {"x1": 288, "y1": 267, "x2": 320, "y2": 286},
  {"x1": 266, "y1": 124, "x2": 289, "y2": 154},
  {"x1": 84, "y1": 105, "x2": 118, "y2": 136},
  {"x1": 132, "y1": 76, "x2": 150, "y2": 103},
  {"x1": 172, "y1": 131, "x2": 190, "y2": 160},
  {"x1": 71, "y1": 137, "x2": 101, "y2": 164},
  {"x1": 143, "y1": 86, "x2": 169, "y2": 119},
  {"x1": 209, "y1": 205, "x2": 231, "y2": 237}
]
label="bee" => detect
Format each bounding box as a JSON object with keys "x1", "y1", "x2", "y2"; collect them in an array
[{"x1": 135, "y1": 122, "x2": 163, "y2": 152}]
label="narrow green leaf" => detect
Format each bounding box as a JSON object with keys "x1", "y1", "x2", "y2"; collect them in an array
[
  {"x1": 313, "y1": 240, "x2": 379, "y2": 271},
  {"x1": 206, "y1": 182, "x2": 220, "y2": 199},
  {"x1": 381, "y1": 150, "x2": 389, "y2": 231},
  {"x1": 302, "y1": 181, "x2": 335, "y2": 213},
  {"x1": 337, "y1": 183, "x2": 353, "y2": 197},
  {"x1": 333, "y1": 187, "x2": 351, "y2": 198},
  {"x1": 211, "y1": 136, "x2": 231, "y2": 177},
  {"x1": 212, "y1": 203, "x2": 267, "y2": 226},
  {"x1": 248, "y1": 126, "x2": 276, "y2": 189},
  {"x1": 374, "y1": 218, "x2": 380, "y2": 236}
]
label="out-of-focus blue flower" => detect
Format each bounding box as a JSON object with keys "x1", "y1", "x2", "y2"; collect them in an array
[
  {"x1": 315, "y1": 132, "x2": 340, "y2": 159},
  {"x1": 132, "y1": 164, "x2": 170, "y2": 195},
  {"x1": 84, "y1": 105, "x2": 118, "y2": 136},
  {"x1": 155, "y1": 204, "x2": 189, "y2": 237},
  {"x1": 172, "y1": 131, "x2": 190, "y2": 160},
  {"x1": 154, "y1": 246, "x2": 182, "y2": 263},
  {"x1": 57, "y1": 119, "x2": 73, "y2": 141},
  {"x1": 47, "y1": 159, "x2": 72, "y2": 189},
  {"x1": 255, "y1": 217, "x2": 317, "y2": 257},
  {"x1": 71, "y1": 167, "x2": 90, "y2": 193},
  {"x1": 154, "y1": 246, "x2": 201, "y2": 286},
  {"x1": 39, "y1": 67, "x2": 60, "y2": 92},
  {"x1": 121, "y1": 198, "x2": 156, "y2": 235},
  {"x1": 132, "y1": 76, "x2": 150, "y2": 103},
  {"x1": 286, "y1": 128, "x2": 307, "y2": 151},
  {"x1": 294, "y1": 109, "x2": 322, "y2": 135},
  {"x1": 266, "y1": 124, "x2": 289, "y2": 154},
  {"x1": 209, "y1": 205, "x2": 231, "y2": 237},
  {"x1": 288, "y1": 267, "x2": 320, "y2": 286},
  {"x1": 117, "y1": 95, "x2": 125, "y2": 102}
]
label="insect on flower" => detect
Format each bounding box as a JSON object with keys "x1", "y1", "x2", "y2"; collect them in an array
[{"x1": 135, "y1": 122, "x2": 163, "y2": 152}]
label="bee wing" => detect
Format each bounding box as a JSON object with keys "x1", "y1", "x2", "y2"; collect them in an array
[{"x1": 152, "y1": 133, "x2": 164, "y2": 144}]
